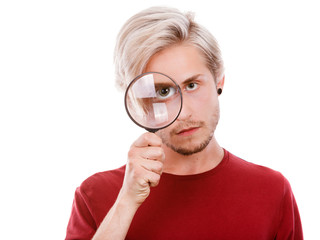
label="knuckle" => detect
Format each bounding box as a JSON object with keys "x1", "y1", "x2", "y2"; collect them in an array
[
  {"x1": 142, "y1": 132, "x2": 152, "y2": 142},
  {"x1": 127, "y1": 156, "x2": 139, "y2": 171},
  {"x1": 154, "y1": 173, "x2": 161, "y2": 183},
  {"x1": 151, "y1": 181, "x2": 159, "y2": 187},
  {"x1": 155, "y1": 148, "x2": 165, "y2": 161},
  {"x1": 144, "y1": 132, "x2": 162, "y2": 146},
  {"x1": 149, "y1": 147, "x2": 163, "y2": 159},
  {"x1": 127, "y1": 159, "x2": 133, "y2": 169},
  {"x1": 131, "y1": 167, "x2": 144, "y2": 182},
  {"x1": 128, "y1": 147, "x2": 141, "y2": 161},
  {"x1": 127, "y1": 151, "x2": 135, "y2": 163},
  {"x1": 154, "y1": 148, "x2": 163, "y2": 157},
  {"x1": 127, "y1": 151, "x2": 134, "y2": 160},
  {"x1": 128, "y1": 145, "x2": 136, "y2": 157},
  {"x1": 154, "y1": 136, "x2": 162, "y2": 146},
  {"x1": 154, "y1": 161, "x2": 163, "y2": 172},
  {"x1": 149, "y1": 175, "x2": 160, "y2": 187}
]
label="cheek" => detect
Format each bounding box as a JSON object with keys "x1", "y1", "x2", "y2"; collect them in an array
[
  {"x1": 156, "y1": 126, "x2": 172, "y2": 139},
  {"x1": 195, "y1": 90, "x2": 219, "y2": 112}
]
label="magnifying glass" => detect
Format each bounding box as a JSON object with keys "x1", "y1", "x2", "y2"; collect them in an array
[{"x1": 124, "y1": 72, "x2": 183, "y2": 132}]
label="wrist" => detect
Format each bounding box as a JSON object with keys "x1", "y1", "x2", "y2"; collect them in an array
[{"x1": 116, "y1": 188, "x2": 142, "y2": 212}]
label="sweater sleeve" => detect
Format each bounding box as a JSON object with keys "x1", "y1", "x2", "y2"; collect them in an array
[
  {"x1": 65, "y1": 187, "x2": 97, "y2": 240},
  {"x1": 276, "y1": 177, "x2": 303, "y2": 240}
]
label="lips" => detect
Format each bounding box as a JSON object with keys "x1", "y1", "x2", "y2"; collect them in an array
[
  {"x1": 177, "y1": 127, "x2": 199, "y2": 136},
  {"x1": 171, "y1": 120, "x2": 204, "y2": 137}
]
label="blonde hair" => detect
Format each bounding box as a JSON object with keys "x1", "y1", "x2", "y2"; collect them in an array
[{"x1": 114, "y1": 6, "x2": 224, "y2": 91}]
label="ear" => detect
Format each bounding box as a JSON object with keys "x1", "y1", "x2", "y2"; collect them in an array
[{"x1": 217, "y1": 75, "x2": 225, "y2": 89}]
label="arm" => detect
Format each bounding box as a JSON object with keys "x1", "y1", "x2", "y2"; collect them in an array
[
  {"x1": 91, "y1": 191, "x2": 138, "y2": 240},
  {"x1": 92, "y1": 132, "x2": 165, "y2": 240},
  {"x1": 276, "y1": 177, "x2": 303, "y2": 240}
]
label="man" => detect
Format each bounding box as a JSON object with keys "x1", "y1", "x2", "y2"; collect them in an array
[{"x1": 66, "y1": 7, "x2": 303, "y2": 240}]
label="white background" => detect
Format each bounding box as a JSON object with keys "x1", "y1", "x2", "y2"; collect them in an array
[{"x1": 0, "y1": 0, "x2": 319, "y2": 239}]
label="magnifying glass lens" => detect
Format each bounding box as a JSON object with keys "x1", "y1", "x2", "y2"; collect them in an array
[{"x1": 125, "y1": 72, "x2": 182, "y2": 132}]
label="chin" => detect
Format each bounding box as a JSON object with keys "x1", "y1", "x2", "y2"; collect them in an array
[{"x1": 164, "y1": 132, "x2": 213, "y2": 156}]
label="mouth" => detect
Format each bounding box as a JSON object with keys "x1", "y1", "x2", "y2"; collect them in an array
[{"x1": 177, "y1": 127, "x2": 200, "y2": 136}]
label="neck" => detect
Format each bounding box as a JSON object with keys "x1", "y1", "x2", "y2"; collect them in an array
[{"x1": 162, "y1": 136, "x2": 224, "y2": 175}]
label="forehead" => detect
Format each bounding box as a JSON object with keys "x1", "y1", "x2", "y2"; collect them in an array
[{"x1": 145, "y1": 43, "x2": 211, "y2": 84}]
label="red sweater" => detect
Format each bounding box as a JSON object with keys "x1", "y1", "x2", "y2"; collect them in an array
[{"x1": 66, "y1": 149, "x2": 303, "y2": 239}]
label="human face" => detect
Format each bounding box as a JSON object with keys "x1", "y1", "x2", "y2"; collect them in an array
[{"x1": 145, "y1": 43, "x2": 221, "y2": 156}]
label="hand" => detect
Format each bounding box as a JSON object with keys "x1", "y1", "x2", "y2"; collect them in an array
[
  {"x1": 119, "y1": 132, "x2": 165, "y2": 207},
  {"x1": 92, "y1": 133, "x2": 164, "y2": 240}
]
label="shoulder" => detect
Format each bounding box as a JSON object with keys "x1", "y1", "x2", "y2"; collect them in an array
[
  {"x1": 225, "y1": 150, "x2": 289, "y2": 193},
  {"x1": 79, "y1": 165, "x2": 126, "y2": 199},
  {"x1": 67, "y1": 166, "x2": 126, "y2": 234},
  {"x1": 82, "y1": 165, "x2": 126, "y2": 185},
  {"x1": 227, "y1": 150, "x2": 284, "y2": 178}
]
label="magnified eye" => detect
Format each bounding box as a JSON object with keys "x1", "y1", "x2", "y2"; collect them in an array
[
  {"x1": 156, "y1": 86, "x2": 176, "y2": 100},
  {"x1": 186, "y1": 82, "x2": 198, "y2": 91}
]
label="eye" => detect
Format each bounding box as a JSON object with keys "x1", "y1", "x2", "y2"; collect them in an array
[
  {"x1": 156, "y1": 86, "x2": 176, "y2": 100},
  {"x1": 186, "y1": 82, "x2": 198, "y2": 91}
]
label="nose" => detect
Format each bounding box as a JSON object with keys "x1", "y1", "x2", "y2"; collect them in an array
[{"x1": 176, "y1": 95, "x2": 192, "y2": 121}]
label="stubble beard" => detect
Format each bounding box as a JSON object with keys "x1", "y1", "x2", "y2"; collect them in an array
[
  {"x1": 158, "y1": 108, "x2": 220, "y2": 156},
  {"x1": 168, "y1": 128, "x2": 213, "y2": 156}
]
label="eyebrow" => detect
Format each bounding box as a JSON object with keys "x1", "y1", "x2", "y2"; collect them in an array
[{"x1": 181, "y1": 74, "x2": 202, "y2": 85}]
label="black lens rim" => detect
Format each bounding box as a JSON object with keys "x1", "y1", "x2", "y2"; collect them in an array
[{"x1": 124, "y1": 72, "x2": 183, "y2": 132}]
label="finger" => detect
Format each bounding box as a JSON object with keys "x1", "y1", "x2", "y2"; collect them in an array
[
  {"x1": 143, "y1": 171, "x2": 161, "y2": 187},
  {"x1": 133, "y1": 132, "x2": 162, "y2": 148},
  {"x1": 127, "y1": 146, "x2": 165, "y2": 165},
  {"x1": 139, "y1": 147, "x2": 165, "y2": 162},
  {"x1": 140, "y1": 158, "x2": 164, "y2": 175}
]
